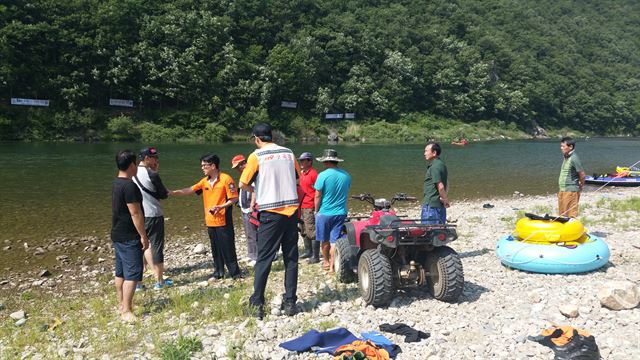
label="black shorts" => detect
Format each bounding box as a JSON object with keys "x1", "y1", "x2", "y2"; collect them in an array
[
  {"x1": 114, "y1": 239, "x2": 143, "y2": 281},
  {"x1": 145, "y1": 216, "x2": 165, "y2": 264}
]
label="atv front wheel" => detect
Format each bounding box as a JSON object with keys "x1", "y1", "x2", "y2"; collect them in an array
[
  {"x1": 334, "y1": 237, "x2": 356, "y2": 283},
  {"x1": 425, "y1": 246, "x2": 464, "y2": 302},
  {"x1": 358, "y1": 249, "x2": 395, "y2": 307}
]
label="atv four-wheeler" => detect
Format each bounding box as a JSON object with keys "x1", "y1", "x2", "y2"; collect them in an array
[{"x1": 334, "y1": 193, "x2": 464, "y2": 307}]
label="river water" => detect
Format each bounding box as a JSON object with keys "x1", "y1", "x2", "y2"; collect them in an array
[{"x1": 0, "y1": 138, "x2": 638, "y2": 274}]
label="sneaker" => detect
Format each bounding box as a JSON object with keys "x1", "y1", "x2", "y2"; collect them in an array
[
  {"x1": 231, "y1": 273, "x2": 244, "y2": 280},
  {"x1": 282, "y1": 301, "x2": 298, "y2": 316},
  {"x1": 248, "y1": 260, "x2": 257, "y2": 267},
  {"x1": 153, "y1": 279, "x2": 174, "y2": 290},
  {"x1": 135, "y1": 283, "x2": 145, "y2": 292}
]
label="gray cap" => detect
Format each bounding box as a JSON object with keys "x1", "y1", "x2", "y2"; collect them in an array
[{"x1": 298, "y1": 152, "x2": 313, "y2": 160}]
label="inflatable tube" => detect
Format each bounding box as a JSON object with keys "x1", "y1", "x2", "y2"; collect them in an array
[
  {"x1": 496, "y1": 234, "x2": 609, "y2": 274},
  {"x1": 585, "y1": 175, "x2": 640, "y2": 187},
  {"x1": 514, "y1": 217, "x2": 585, "y2": 243}
]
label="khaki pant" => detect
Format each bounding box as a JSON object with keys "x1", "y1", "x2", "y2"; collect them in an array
[
  {"x1": 299, "y1": 208, "x2": 316, "y2": 241},
  {"x1": 558, "y1": 191, "x2": 580, "y2": 217}
]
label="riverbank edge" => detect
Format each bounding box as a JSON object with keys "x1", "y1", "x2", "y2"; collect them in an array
[{"x1": 1, "y1": 107, "x2": 605, "y2": 143}]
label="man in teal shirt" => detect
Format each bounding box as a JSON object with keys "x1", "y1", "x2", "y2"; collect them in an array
[
  {"x1": 314, "y1": 149, "x2": 351, "y2": 273},
  {"x1": 422, "y1": 142, "x2": 449, "y2": 224},
  {"x1": 558, "y1": 137, "x2": 585, "y2": 217}
]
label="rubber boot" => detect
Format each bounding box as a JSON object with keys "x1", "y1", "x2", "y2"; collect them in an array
[
  {"x1": 321, "y1": 241, "x2": 331, "y2": 271},
  {"x1": 300, "y1": 237, "x2": 312, "y2": 259},
  {"x1": 308, "y1": 241, "x2": 320, "y2": 264}
]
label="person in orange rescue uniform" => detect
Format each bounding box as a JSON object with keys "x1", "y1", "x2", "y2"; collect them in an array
[{"x1": 171, "y1": 153, "x2": 241, "y2": 281}]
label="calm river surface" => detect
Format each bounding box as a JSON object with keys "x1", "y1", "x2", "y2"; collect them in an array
[{"x1": 0, "y1": 138, "x2": 638, "y2": 273}]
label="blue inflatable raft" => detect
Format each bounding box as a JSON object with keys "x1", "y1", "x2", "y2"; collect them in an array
[
  {"x1": 585, "y1": 175, "x2": 640, "y2": 187},
  {"x1": 496, "y1": 234, "x2": 610, "y2": 274}
]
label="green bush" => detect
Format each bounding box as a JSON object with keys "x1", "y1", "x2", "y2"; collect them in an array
[
  {"x1": 158, "y1": 111, "x2": 210, "y2": 130},
  {"x1": 0, "y1": 113, "x2": 12, "y2": 140},
  {"x1": 359, "y1": 121, "x2": 422, "y2": 142},
  {"x1": 342, "y1": 122, "x2": 362, "y2": 141},
  {"x1": 138, "y1": 122, "x2": 188, "y2": 143},
  {"x1": 203, "y1": 123, "x2": 228, "y2": 143},
  {"x1": 107, "y1": 115, "x2": 138, "y2": 141},
  {"x1": 52, "y1": 108, "x2": 99, "y2": 140}
]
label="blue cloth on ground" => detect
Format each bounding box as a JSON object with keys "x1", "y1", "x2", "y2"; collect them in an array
[
  {"x1": 361, "y1": 331, "x2": 393, "y2": 346},
  {"x1": 279, "y1": 327, "x2": 359, "y2": 354},
  {"x1": 361, "y1": 331, "x2": 401, "y2": 358}
]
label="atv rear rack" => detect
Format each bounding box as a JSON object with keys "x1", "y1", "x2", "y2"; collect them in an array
[{"x1": 366, "y1": 219, "x2": 458, "y2": 246}]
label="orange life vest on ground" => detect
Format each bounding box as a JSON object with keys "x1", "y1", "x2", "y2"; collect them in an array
[{"x1": 333, "y1": 340, "x2": 390, "y2": 360}]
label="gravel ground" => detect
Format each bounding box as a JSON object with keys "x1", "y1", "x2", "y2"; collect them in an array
[
  {"x1": 3, "y1": 187, "x2": 639, "y2": 359},
  {"x1": 184, "y1": 187, "x2": 640, "y2": 359}
]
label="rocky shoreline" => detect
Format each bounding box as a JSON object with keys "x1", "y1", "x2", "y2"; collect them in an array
[{"x1": 2, "y1": 187, "x2": 640, "y2": 359}]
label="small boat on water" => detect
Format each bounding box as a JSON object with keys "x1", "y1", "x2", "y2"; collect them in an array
[
  {"x1": 585, "y1": 174, "x2": 640, "y2": 187},
  {"x1": 451, "y1": 139, "x2": 469, "y2": 146}
]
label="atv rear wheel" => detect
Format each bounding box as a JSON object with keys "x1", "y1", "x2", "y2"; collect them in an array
[
  {"x1": 358, "y1": 249, "x2": 395, "y2": 307},
  {"x1": 425, "y1": 246, "x2": 464, "y2": 302},
  {"x1": 334, "y1": 237, "x2": 356, "y2": 283}
]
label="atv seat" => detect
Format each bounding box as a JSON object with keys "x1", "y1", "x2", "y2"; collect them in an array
[{"x1": 379, "y1": 215, "x2": 400, "y2": 228}]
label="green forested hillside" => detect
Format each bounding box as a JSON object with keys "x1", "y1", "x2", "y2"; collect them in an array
[{"x1": 0, "y1": 0, "x2": 638, "y2": 141}]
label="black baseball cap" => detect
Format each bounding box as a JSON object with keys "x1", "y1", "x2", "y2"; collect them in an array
[
  {"x1": 252, "y1": 123, "x2": 273, "y2": 141},
  {"x1": 139, "y1": 147, "x2": 159, "y2": 159}
]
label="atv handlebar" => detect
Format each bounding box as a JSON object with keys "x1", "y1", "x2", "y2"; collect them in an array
[{"x1": 351, "y1": 193, "x2": 417, "y2": 206}]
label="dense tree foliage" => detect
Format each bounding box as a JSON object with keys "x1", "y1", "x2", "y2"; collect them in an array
[{"x1": 0, "y1": 0, "x2": 638, "y2": 140}]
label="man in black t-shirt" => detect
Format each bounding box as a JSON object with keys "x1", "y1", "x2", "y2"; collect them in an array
[{"x1": 112, "y1": 150, "x2": 149, "y2": 323}]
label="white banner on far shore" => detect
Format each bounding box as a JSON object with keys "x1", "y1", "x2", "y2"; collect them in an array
[
  {"x1": 11, "y1": 98, "x2": 50, "y2": 107},
  {"x1": 345, "y1": 113, "x2": 356, "y2": 119},
  {"x1": 109, "y1": 98, "x2": 134, "y2": 108},
  {"x1": 281, "y1": 101, "x2": 298, "y2": 109},
  {"x1": 325, "y1": 113, "x2": 344, "y2": 120}
]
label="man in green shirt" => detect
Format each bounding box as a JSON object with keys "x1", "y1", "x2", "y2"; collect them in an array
[
  {"x1": 558, "y1": 137, "x2": 586, "y2": 217},
  {"x1": 422, "y1": 142, "x2": 449, "y2": 224}
]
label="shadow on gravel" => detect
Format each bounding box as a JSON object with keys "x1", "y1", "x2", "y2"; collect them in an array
[
  {"x1": 169, "y1": 261, "x2": 212, "y2": 275},
  {"x1": 400, "y1": 279, "x2": 489, "y2": 305},
  {"x1": 143, "y1": 297, "x2": 172, "y2": 315},
  {"x1": 590, "y1": 231, "x2": 609, "y2": 238},
  {"x1": 296, "y1": 287, "x2": 362, "y2": 314},
  {"x1": 459, "y1": 248, "x2": 492, "y2": 259},
  {"x1": 457, "y1": 280, "x2": 489, "y2": 303}
]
